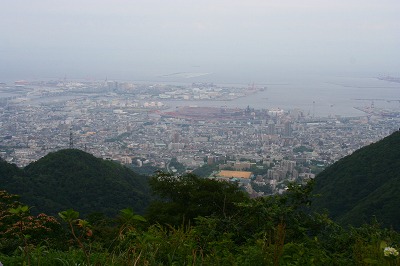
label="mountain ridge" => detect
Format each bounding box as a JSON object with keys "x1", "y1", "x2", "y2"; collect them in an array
[
  {"x1": 312, "y1": 130, "x2": 400, "y2": 229},
  {"x1": 0, "y1": 149, "x2": 151, "y2": 217}
]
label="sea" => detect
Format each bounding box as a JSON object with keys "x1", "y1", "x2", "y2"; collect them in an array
[
  {"x1": 159, "y1": 75, "x2": 400, "y2": 117},
  {"x1": 1, "y1": 74, "x2": 399, "y2": 117}
]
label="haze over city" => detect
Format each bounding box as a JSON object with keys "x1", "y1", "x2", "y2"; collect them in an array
[
  {"x1": 1, "y1": 0, "x2": 400, "y2": 168},
  {"x1": 1, "y1": 0, "x2": 400, "y2": 83}
]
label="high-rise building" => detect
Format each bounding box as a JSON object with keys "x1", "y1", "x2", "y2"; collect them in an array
[
  {"x1": 267, "y1": 120, "x2": 275, "y2": 135},
  {"x1": 283, "y1": 121, "x2": 292, "y2": 137}
]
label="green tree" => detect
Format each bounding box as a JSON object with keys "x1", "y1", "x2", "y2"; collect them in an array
[
  {"x1": 59, "y1": 209, "x2": 92, "y2": 265},
  {"x1": 0, "y1": 190, "x2": 64, "y2": 256},
  {"x1": 146, "y1": 172, "x2": 248, "y2": 226},
  {"x1": 191, "y1": 162, "x2": 219, "y2": 177}
]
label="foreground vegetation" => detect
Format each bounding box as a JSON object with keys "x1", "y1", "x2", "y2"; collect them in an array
[{"x1": 1, "y1": 173, "x2": 399, "y2": 265}]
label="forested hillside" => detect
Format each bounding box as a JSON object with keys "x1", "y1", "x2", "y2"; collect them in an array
[
  {"x1": 0, "y1": 149, "x2": 151, "y2": 216},
  {"x1": 1, "y1": 174, "x2": 400, "y2": 265},
  {"x1": 1, "y1": 141, "x2": 400, "y2": 265},
  {"x1": 0, "y1": 157, "x2": 22, "y2": 184},
  {"x1": 312, "y1": 130, "x2": 400, "y2": 229}
]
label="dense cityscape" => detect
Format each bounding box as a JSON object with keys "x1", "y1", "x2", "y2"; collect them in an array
[{"x1": 1, "y1": 79, "x2": 399, "y2": 195}]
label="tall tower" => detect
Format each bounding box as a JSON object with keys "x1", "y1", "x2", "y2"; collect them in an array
[
  {"x1": 312, "y1": 101, "x2": 315, "y2": 118},
  {"x1": 69, "y1": 129, "x2": 74, "y2": 149}
]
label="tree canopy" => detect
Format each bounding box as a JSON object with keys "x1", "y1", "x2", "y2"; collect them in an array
[{"x1": 146, "y1": 172, "x2": 249, "y2": 226}]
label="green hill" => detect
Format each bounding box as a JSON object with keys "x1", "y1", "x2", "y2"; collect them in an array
[
  {"x1": 0, "y1": 149, "x2": 151, "y2": 217},
  {"x1": 312, "y1": 130, "x2": 400, "y2": 229},
  {"x1": 0, "y1": 157, "x2": 22, "y2": 184}
]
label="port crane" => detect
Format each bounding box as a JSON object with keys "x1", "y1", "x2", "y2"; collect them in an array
[{"x1": 352, "y1": 98, "x2": 400, "y2": 108}]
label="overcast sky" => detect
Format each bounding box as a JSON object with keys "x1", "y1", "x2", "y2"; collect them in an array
[{"x1": 1, "y1": 0, "x2": 399, "y2": 82}]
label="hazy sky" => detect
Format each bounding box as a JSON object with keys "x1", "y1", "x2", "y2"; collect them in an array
[{"x1": 1, "y1": 0, "x2": 399, "y2": 82}]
